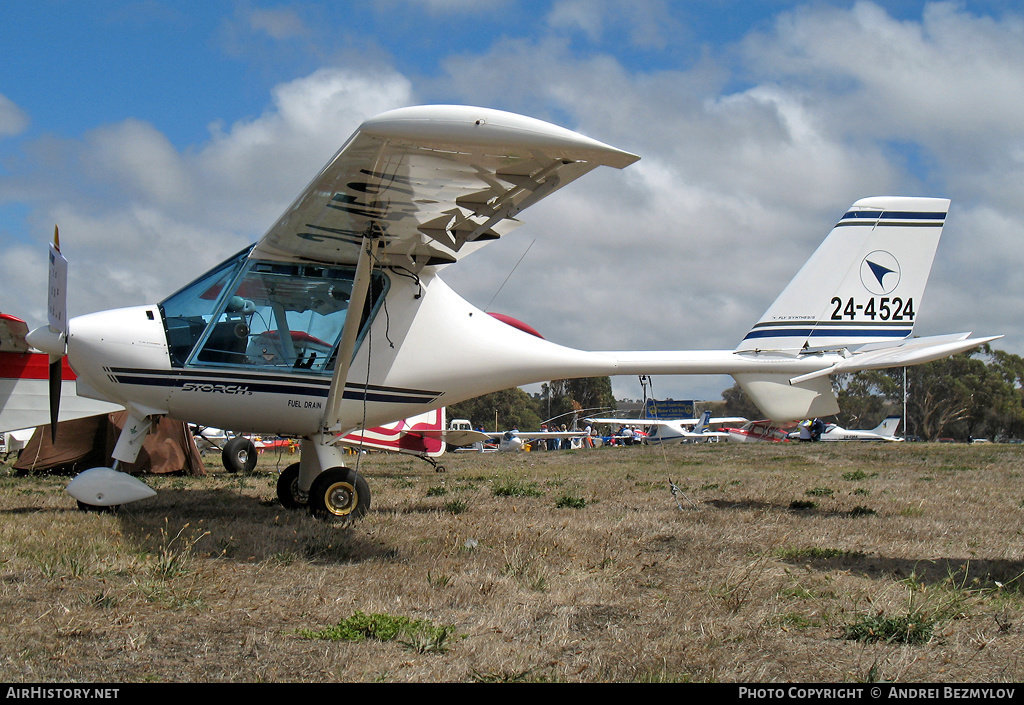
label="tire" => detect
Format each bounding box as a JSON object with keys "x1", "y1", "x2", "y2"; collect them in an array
[
  {"x1": 76, "y1": 500, "x2": 118, "y2": 514},
  {"x1": 222, "y1": 436, "x2": 257, "y2": 473},
  {"x1": 309, "y1": 467, "x2": 371, "y2": 522},
  {"x1": 276, "y1": 463, "x2": 307, "y2": 509}
]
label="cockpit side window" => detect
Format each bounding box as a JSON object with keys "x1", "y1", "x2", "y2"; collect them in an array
[
  {"x1": 159, "y1": 248, "x2": 250, "y2": 366},
  {"x1": 161, "y1": 254, "x2": 388, "y2": 374}
]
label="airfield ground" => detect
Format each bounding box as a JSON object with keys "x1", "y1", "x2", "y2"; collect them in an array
[{"x1": 1, "y1": 441, "x2": 1023, "y2": 683}]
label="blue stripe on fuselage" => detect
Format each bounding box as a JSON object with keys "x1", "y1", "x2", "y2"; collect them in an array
[{"x1": 104, "y1": 367, "x2": 441, "y2": 404}]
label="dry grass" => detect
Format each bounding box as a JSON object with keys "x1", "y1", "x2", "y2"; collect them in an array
[{"x1": 2, "y1": 441, "x2": 1023, "y2": 682}]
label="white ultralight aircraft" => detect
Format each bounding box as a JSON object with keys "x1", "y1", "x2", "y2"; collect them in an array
[
  {"x1": 486, "y1": 427, "x2": 588, "y2": 452},
  {"x1": 586, "y1": 410, "x2": 746, "y2": 444},
  {"x1": 11, "y1": 104, "x2": 998, "y2": 521},
  {"x1": 790, "y1": 415, "x2": 903, "y2": 442}
]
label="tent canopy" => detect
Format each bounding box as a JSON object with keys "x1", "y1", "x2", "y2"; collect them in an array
[{"x1": 14, "y1": 412, "x2": 206, "y2": 476}]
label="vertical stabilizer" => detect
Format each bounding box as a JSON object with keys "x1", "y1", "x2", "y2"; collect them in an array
[
  {"x1": 692, "y1": 409, "x2": 712, "y2": 434},
  {"x1": 871, "y1": 415, "x2": 902, "y2": 437},
  {"x1": 736, "y1": 197, "x2": 949, "y2": 353}
]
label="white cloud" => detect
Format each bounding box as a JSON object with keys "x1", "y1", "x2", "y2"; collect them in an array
[
  {"x1": 0, "y1": 93, "x2": 29, "y2": 137},
  {"x1": 393, "y1": 0, "x2": 513, "y2": 14},
  {"x1": 4, "y1": 68, "x2": 414, "y2": 324},
  {"x1": 546, "y1": 0, "x2": 680, "y2": 50},
  {"x1": 248, "y1": 8, "x2": 310, "y2": 40},
  {"x1": 741, "y1": 2, "x2": 1024, "y2": 184}
]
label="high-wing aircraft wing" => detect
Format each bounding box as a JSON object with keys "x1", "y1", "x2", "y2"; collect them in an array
[
  {"x1": 0, "y1": 314, "x2": 30, "y2": 353},
  {"x1": 486, "y1": 430, "x2": 585, "y2": 440},
  {"x1": 250, "y1": 105, "x2": 639, "y2": 271}
]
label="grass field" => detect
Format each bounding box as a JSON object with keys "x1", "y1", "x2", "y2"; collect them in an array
[{"x1": 1, "y1": 441, "x2": 1023, "y2": 683}]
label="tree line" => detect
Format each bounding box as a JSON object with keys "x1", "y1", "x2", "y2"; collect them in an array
[
  {"x1": 447, "y1": 377, "x2": 617, "y2": 432},
  {"x1": 449, "y1": 346, "x2": 1024, "y2": 442}
]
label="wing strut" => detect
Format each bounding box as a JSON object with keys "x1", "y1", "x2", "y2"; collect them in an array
[{"x1": 322, "y1": 237, "x2": 378, "y2": 431}]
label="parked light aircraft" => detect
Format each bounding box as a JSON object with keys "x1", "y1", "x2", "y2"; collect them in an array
[
  {"x1": 721, "y1": 420, "x2": 793, "y2": 443},
  {"x1": 390, "y1": 416, "x2": 588, "y2": 454},
  {"x1": 9, "y1": 104, "x2": 999, "y2": 521},
  {"x1": 487, "y1": 427, "x2": 588, "y2": 452},
  {"x1": 586, "y1": 410, "x2": 746, "y2": 444},
  {"x1": 789, "y1": 415, "x2": 903, "y2": 442},
  {"x1": 0, "y1": 314, "x2": 122, "y2": 436}
]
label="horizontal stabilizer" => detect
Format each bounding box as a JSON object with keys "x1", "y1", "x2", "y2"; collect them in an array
[{"x1": 788, "y1": 333, "x2": 1002, "y2": 385}]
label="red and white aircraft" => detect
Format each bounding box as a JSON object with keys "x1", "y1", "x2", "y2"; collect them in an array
[
  {"x1": 0, "y1": 313, "x2": 121, "y2": 439},
  {"x1": 6, "y1": 104, "x2": 998, "y2": 521},
  {"x1": 720, "y1": 420, "x2": 794, "y2": 443}
]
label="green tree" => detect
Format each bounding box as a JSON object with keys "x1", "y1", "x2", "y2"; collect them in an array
[
  {"x1": 719, "y1": 381, "x2": 763, "y2": 420},
  {"x1": 545, "y1": 377, "x2": 616, "y2": 426},
  {"x1": 831, "y1": 346, "x2": 1024, "y2": 441},
  {"x1": 833, "y1": 370, "x2": 901, "y2": 430},
  {"x1": 447, "y1": 387, "x2": 542, "y2": 432}
]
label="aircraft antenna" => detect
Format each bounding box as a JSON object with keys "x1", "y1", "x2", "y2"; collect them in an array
[
  {"x1": 641, "y1": 375, "x2": 679, "y2": 478},
  {"x1": 485, "y1": 239, "x2": 534, "y2": 311}
]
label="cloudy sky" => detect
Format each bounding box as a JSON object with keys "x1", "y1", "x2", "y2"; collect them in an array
[{"x1": 2, "y1": 1, "x2": 1022, "y2": 403}]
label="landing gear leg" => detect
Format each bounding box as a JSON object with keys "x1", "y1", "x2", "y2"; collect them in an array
[
  {"x1": 68, "y1": 409, "x2": 159, "y2": 510},
  {"x1": 419, "y1": 454, "x2": 446, "y2": 473}
]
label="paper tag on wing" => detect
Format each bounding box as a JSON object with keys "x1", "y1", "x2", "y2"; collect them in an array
[{"x1": 47, "y1": 243, "x2": 68, "y2": 334}]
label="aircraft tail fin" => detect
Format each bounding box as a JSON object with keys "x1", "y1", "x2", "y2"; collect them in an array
[
  {"x1": 338, "y1": 408, "x2": 447, "y2": 457},
  {"x1": 692, "y1": 409, "x2": 712, "y2": 434},
  {"x1": 871, "y1": 415, "x2": 902, "y2": 437},
  {"x1": 736, "y1": 197, "x2": 950, "y2": 354}
]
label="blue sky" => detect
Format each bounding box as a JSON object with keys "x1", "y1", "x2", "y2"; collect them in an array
[
  {"x1": 2, "y1": 1, "x2": 784, "y2": 148},
  {"x1": 2, "y1": 1, "x2": 1023, "y2": 403}
]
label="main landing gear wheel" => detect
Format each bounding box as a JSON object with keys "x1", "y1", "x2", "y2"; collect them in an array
[
  {"x1": 223, "y1": 436, "x2": 257, "y2": 474},
  {"x1": 76, "y1": 500, "x2": 118, "y2": 513},
  {"x1": 276, "y1": 463, "x2": 307, "y2": 509},
  {"x1": 309, "y1": 467, "x2": 371, "y2": 523}
]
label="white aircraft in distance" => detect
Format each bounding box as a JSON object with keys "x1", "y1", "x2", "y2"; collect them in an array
[
  {"x1": 789, "y1": 415, "x2": 904, "y2": 442},
  {"x1": 586, "y1": 410, "x2": 746, "y2": 444},
  {"x1": 488, "y1": 427, "x2": 588, "y2": 452},
  {"x1": 403, "y1": 417, "x2": 588, "y2": 453},
  {"x1": 8, "y1": 104, "x2": 999, "y2": 522}
]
